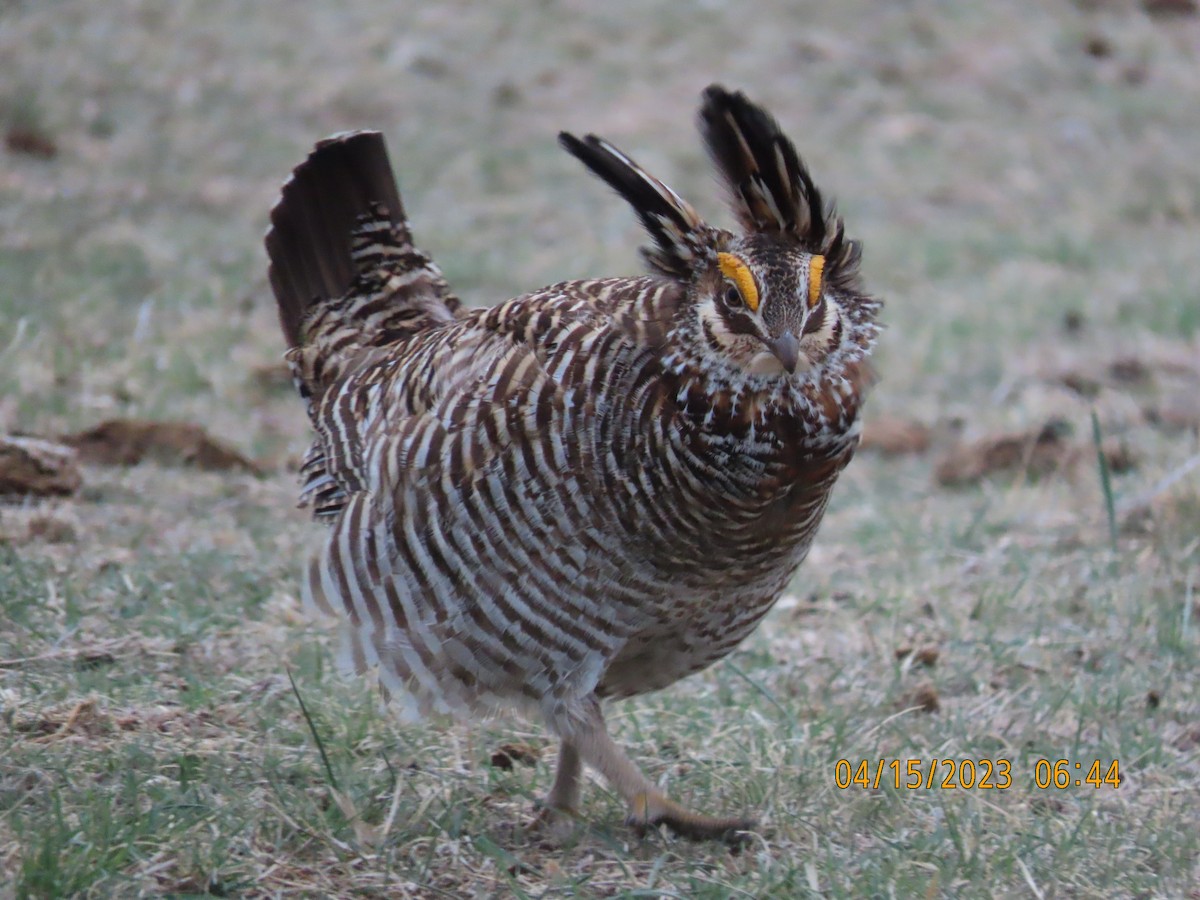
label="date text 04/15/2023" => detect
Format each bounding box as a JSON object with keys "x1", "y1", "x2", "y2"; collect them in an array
[{"x1": 833, "y1": 759, "x2": 1122, "y2": 791}]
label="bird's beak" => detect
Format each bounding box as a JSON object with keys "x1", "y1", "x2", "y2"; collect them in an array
[{"x1": 766, "y1": 331, "x2": 800, "y2": 374}]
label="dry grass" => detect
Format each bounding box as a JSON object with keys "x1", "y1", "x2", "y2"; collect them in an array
[{"x1": 2, "y1": 0, "x2": 1199, "y2": 896}]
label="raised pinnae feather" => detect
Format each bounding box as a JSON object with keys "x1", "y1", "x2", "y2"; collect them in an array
[
  {"x1": 558, "y1": 132, "x2": 709, "y2": 279},
  {"x1": 699, "y1": 85, "x2": 826, "y2": 247},
  {"x1": 699, "y1": 85, "x2": 864, "y2": 290}
]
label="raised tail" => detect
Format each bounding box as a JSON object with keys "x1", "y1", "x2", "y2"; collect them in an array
[
  {"x1": 266, "y1": 131, "x2": 462, "y2": 520},
  {"x1": 265, "y1": 131, "x2": 461, "y2": 395}
]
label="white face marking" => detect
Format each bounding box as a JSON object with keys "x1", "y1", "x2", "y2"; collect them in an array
[
  {"x1": 798, "y1": 299, "x2": 842, "y2": 368},
  {"x1": 696, "y1": 297, "x2": 740, "y2": 348},
  {"x1": 696, "y1": 297, "x2": 765, "y2": 364}
]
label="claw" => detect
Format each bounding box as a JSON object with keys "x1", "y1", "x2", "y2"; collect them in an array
[{"x1": 625, "y1": 793, "x2": 650, "y2": 836}]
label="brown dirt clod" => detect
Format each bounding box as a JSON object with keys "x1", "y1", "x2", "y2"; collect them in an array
[
  {"x1": 4, "y1": 126, "x2": 58, "y2": 159},
  {"x1": 898, "y1": 683, "x2": 941, "y2": 714},
  {"x1": 490, "y1": 742, "x2": 542, "y2": 770},
  {"x1": 859, "y1": 416, "x2": 932, "y2": 456},
  {"x1": 1142, "y1": 0, "x2": 1198, "y2": 15},
  {"x1": 934, "y1": 420, "x2": 1135, "y2": 487},
  {"x1": 63, "y1": 419, "x2": 261, "y2": 474},
  {"x1": 0, "y1": 435, "x2": 83, "y2": 499}
]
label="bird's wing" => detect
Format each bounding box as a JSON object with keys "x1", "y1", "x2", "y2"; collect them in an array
[{"x1": 300, "y1": 282, "x2": 682, "y2": 718}]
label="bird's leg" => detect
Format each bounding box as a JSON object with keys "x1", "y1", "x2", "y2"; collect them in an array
[
  {"x1": 570, "y1": 697, "x2": 755, "y2": 844},
  {"x1": 527, "y1": 740, "x2": 583, "y2": 841},
  {"x1": 545, "y1": 740, "x2": 583, "y2": 813}
]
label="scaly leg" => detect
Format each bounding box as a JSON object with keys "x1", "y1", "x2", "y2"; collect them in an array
[
  {"x1": 568, "y1": 696, "x2": 755, "y2": 844},
  {"x1": 528, "y1": 740, "x2": 583, "y2": 841},
  {"x1": 545, "y1": 741, "x2": 583, "y2": 812}
]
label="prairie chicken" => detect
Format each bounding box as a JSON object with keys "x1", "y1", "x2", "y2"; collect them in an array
[{"x1": 265, "y1": 85, "x2": 881, "y2": 843}]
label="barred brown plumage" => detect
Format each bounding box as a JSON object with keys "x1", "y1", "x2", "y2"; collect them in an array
[{"x1": 264, "y1": 85, "x2": 882, "y2": 843}]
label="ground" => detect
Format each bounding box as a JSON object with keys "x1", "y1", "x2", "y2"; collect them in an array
[{"x1": 1, "y1": 1, "x2": 1198, "y2": 896}]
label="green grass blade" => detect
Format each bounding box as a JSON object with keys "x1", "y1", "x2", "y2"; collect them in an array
[{"x1": 287, "y1": 667, "x2": 339, "y2": 792}]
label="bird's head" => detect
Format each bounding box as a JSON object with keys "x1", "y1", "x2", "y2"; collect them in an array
[
  {"x1": 693, "y1": 239, "x2": 842, "y2": 377},
  {"x1": 560, "y1": 84, "x2": 879, "y2": 386}
]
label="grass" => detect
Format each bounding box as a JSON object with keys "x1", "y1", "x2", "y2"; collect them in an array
[{"x1": 3, "y1": 0, "x2": 1200, "y2": 896}]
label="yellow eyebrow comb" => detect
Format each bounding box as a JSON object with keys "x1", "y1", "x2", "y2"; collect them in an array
[{"x1": 807, "y1": 255, "x2": 825, "y2": 308}]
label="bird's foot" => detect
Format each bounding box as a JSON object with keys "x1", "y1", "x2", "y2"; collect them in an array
[
  {"x1": 526, "y1": 802, "x2": 582, "y2": 845},
  {"x1": 625, "y1": 791, "x2": 755, "y2": 845}
]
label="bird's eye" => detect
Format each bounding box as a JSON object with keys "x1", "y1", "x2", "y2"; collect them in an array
[{"x1": 716, "y1": 252, "x2": 760, "y2": 313}]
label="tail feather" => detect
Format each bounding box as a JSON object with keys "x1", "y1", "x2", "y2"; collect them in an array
[
  {"x1": 265, "y1": 130, "x2": 461, "y2": 396},
  {"x1": 266, "y1": 131, "x2": 410, "y2": 347},
  {"x1": 558, "y1": 132, "x2": 710, "y2": 279},
  {"x1": 266, "y1": 131, "x2": 464, "y2": 523}
]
